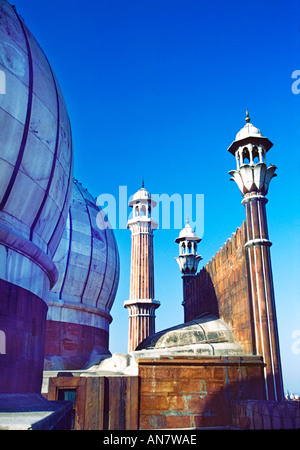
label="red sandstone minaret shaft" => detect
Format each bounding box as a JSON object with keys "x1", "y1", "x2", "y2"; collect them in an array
[
  {"x1": 124, "y1": 183, "x2": 160, "y2": 352},
  {"x1": 228, "y1": 110, "x2": 284, "y2": 401}
]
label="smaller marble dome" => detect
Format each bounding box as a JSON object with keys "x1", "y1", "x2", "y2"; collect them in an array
[
  {"x1": 228, "y1": 110, "x2": 273, "y2": 155},
  {"x1": 176, "y1": 216, "x2": 201, "y2": 242},
  {"x1": 45, "y1": 179, "x2": 120, "y2": 369},
  {"x1": 129, "y1": 187, "x2": 157, "y2": 207},
  {"x1": 235, "y1": 122, "x2": 262, "y2": 141},
  {"x1": 128, "y1": 185, "x2": 158, "y2": 231},
  {"x1": 136, "y1": 314, "x2": 244, "y2": 356},
  {"x1": 49, "y1": 179, "x2": 120, "y2": 315}
]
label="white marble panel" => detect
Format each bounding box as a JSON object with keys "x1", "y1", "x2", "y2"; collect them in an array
[
  {"x1": 0, "y1": 67, "x2": 28, "y2": 124},
  {"x1": 25, "y1": 24, "x2": 53, "y2": 85},
  {"x1": 49, "y1": 159, "x2": 68, "y2": 211},
  {"x1": 20, "y1": 131, "x2": 54, "y2": 191},
  {"x1": 32, "y1": 195, "x2": 60, "y2": 243},
  {"x1": 0, "y1": 110, "x2": 25, "y2": 167},
  {"x1": 4, "y1": 169, "x2": 46, "y2": 227},
  {"x1": 57, "y1": 125, "x2": 72, "y2": 177},
  {"x1": 0, "y1": 3, "x2": 27, "y2": 54},
  {"x1": 0, "y1": 158, "x2": 14, "y2": 202},
  {"x1": 32, "y1": 60, "x2": 57, "y2": 119},
  {"x1": 29, "y1": 93, "x2": 57, "y2": 154}
]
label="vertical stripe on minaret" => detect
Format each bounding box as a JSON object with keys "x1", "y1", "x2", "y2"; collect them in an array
[
  {"x1": 228, "y1": 111, "x2": 284, "y2": 401},
  {"x1": 124, "y1": 186, "x2": 160, "y2": 352}
]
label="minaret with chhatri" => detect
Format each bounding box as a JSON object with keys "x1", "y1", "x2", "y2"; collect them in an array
[
  {"x1": 228, "y1": 110, "x2": 284, "y2": 401},
  {"x1": 124, "y1": 182, "x2": 160, "y2": 352}
]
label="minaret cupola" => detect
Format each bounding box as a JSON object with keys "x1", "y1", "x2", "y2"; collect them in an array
[
  {"x1": 228, "y1": 110, "x2": 276, "y2": 196},
  {"x1": 175, "y1": 216, "x2": 202, "y2": 276}
]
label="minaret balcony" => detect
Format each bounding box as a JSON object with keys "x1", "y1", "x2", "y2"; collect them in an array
[
  {"x1": 127, "y1": 216, "x2": 158, "y2": 231},
  {"x1": 175, "y1": 253, "x2": 202, "y2": 275},
  {"x1": 229, "y1": 162, "x2": 277, "y2": 196}
]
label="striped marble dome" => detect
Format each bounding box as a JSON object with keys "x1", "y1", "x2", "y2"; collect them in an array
[
  {"x1": 49, "y1": 179, "x2": 120, "y2": 317},
  {"x1": 0, "y1": 0, "x2": 73, "y2": 289}
]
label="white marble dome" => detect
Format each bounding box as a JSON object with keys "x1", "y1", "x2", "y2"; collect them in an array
[
  {"x1": 177, "y1": 222, "x2": 200, "y2": 241},
  {"x1": 235, "y1": 122, "x2": 262, "y2": 141},
  {"x1": 129, "y1": 186, "x2": 157, "y2": 207},
  {"x1": 132, "y1": 187, "x2": 151, "y2": 201},
  {"x1": 0, "y1": 0, "x2": 73, "y2": 294},
  {"x1": 49, "y1": 179, "x2": 120, "y2": 317},
  {"x1": 228, "y1": 113, "x2": 273, "y2": 156},
  {"x1": 175, "y1": 217, "x2": 201, "y2": 242}
]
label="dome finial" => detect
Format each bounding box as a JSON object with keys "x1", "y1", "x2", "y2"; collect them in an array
[
  {"x1": 186, "y1": 214, "x2": 190, "y2": 224},
  {"x1": 245, "y1": 108, "x2": 250, "y2": 123},
  {"x1": 142, "y1": 176, "x2": 145, "y2": 189}
]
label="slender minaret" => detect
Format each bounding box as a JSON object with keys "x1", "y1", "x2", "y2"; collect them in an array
[
  {"x1": 228, "y1": 110, "x2": 284, "y2": 401},
  {"x1": 175, "y1": 216, "x2": 202, "y2": 322},
  {"x1": 124, "y1": 183, "x2": 160, "y2": 352}
]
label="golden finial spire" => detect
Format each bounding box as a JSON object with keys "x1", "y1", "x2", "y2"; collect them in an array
[{"x1": 245, "y1": 108, "x2": 251, "y2": 123}]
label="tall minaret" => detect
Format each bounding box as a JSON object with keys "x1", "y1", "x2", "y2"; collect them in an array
[
  {"x1": 228, "y1": 110, "x2": 284, "y2": 401},
  {"x1": 124, "y1": 183, "x2": 160, "y2": 352}
]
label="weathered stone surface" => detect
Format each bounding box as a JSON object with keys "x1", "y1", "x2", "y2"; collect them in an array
[
  {"x1": 44, "y1": 320, "x2": 110, "y2": 370},
  {"x1": 138, "y1": 356, "x2": 265, "y2": 429},
  {"x1": 136, "y1": 313, "x2": 242, "y2": 351}
]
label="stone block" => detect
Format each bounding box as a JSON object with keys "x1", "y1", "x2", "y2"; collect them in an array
[
  {"x1": 0, "y1": 394, "x2": 72, "y2": 430},
  {"x1": 140, "y1": 380, "x2": 177, "y2": 394}
]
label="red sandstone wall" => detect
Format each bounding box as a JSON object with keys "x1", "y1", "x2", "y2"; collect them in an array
[
  {"x1": 0, "y1": 279, "x2": 47, "y2": 393},
  {"x1": 184, "y1": 222, "x2": 254, "y2": 354},
  {"x1": 44, "y1": 321, "x2": 109, "y2": 369},
  {"x1": 138, "y1": 356, "x2": 265, "y2": 430}
]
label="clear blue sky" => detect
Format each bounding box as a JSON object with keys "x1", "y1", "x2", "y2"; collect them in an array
[{"x1": 14, "y1": 0, "x2": 300, "y2": 393}]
